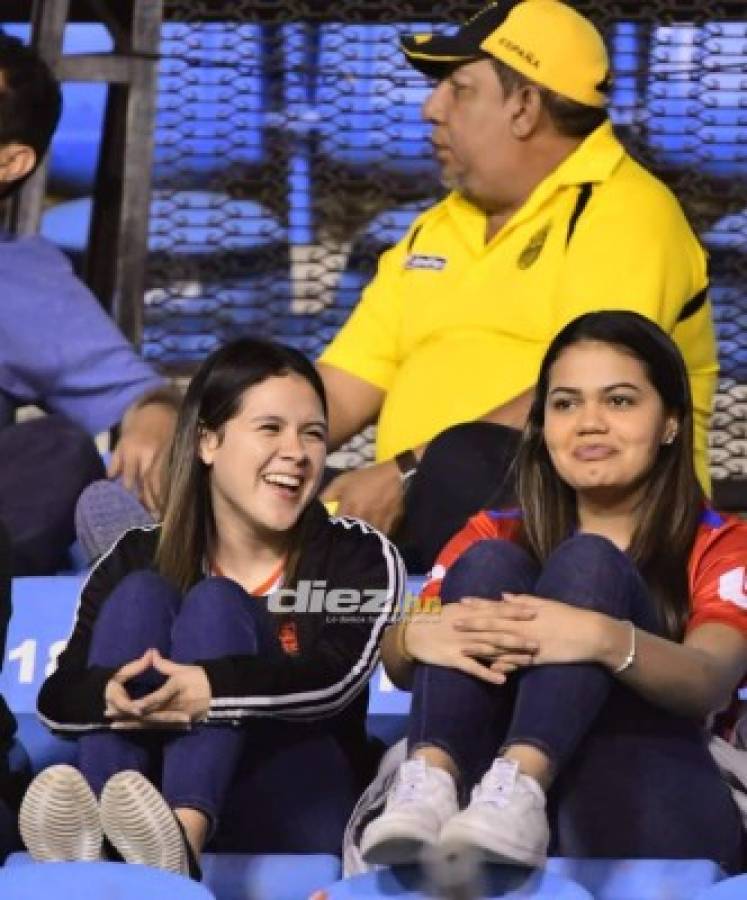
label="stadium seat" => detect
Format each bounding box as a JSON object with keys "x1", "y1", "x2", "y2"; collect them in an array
[
  {"x1": 0, "y1": 859, "x2": 214, "y2": 898},
  {"x1": 156, "y1": 23, "x2": 267, "y2": 185},
  {"x1": 321, "y1": 863, "x2": 593, "y2": 898},
  {"x1": 0, "y1": 577, "x2": 84, "y2": 719},
  {"x1": 5, "y1": 851, "x2": 341, "y2": 899},
  {"x1": 644, "y1": 24, "x2": 746, "y2": 177},
  {"x1": 313, "y1": 24, "x2": 436, "y2": 177},
  {"x1": 200, "y1": 853, "x2": 341, "y2": 900},
  {"x1": 39, "y1": 191, "x2": 290, "y2": 363},
  {"x1": 695, "y1": 873, "x2": 747, "y2": 898},
  {"x1": 319, "y1": 859, "x2": 725, "y2": 900},
  {"x1": 546, "y1": 858, "x2": 724, "y2": 900}
]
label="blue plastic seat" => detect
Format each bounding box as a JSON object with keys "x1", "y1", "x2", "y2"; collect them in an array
[
  {"x1": 41, "y1": 191, "x2": 286, "y2": 257},
  {"x1": 0, "y1": 860, "x2": 214, "y2": 898},
  {"x1": 156, "y1": 23, "x2": 266, "y2": 185},
  {"x1": 39, "y1": 191, "x2": 289, "y2": 365},
  {"x1": 694, "y1": 873, "x2": 747, "y2": 898},
  {"x1": 321, "y1": 864, "x2": 592, "y2": 898},
  {"x1": 701, "y1": 211, "x2": 747, "y2": 384},
  {"x1": 643, "y1": 23, "x2": 746, "y2": 177},
  {"x1": 546, "y1": 858, "x2": 724, "y2": 900},
  {"x1": 5, "y1": 852, "x2": 341, "y2": 900},
  {"x1": 200, "y1": 853, "x2": 341, "y2": 900},
  {"x1": 277, "y1": 23, "x2": 437, "y2": 250},
  {"x1": 313, "y1": 24, "x2": 437, "y2": 178},
  {"x1": 0, "y1": 576, "x2": 84, "y2": 721}
]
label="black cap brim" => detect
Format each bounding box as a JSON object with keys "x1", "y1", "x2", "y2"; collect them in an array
[
  {"x1": 400, "y1": 34, "x2": 485, "y2": 79},
  {"x1": 400, "y1": 2, "x2": 523, "y2": 79}
]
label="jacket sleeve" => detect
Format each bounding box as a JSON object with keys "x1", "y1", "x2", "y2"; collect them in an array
[
  {"x1": 36, "y1": 530, "x2": 153, "y2": 733},
  {"x1": 201, "y1": 518, "x2": 406, "y2": 722}
]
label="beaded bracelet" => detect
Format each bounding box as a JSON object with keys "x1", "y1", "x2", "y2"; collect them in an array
[{"x1": 614, "y1": 621, "x2": 636, "y2": 674}]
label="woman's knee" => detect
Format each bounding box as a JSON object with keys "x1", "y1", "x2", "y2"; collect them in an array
[
  {"x1": 88, "y1": 570, "x2": 179, "y2": 665},
  {"x1": 100, "y1": 570, "x2": 181, "y2": 621},
  {"x1": 180, "y1": 576, "x2": 253, "y2": 619},
  {"x1": 538, "y1": 534, "x2": 641, "y2": 615},
  {"x1": 440, "y1": 539, "x2": 538, "y2": 603},
  {"x1": 172, "y1": 577, "x2": 272, "y2": 660}
]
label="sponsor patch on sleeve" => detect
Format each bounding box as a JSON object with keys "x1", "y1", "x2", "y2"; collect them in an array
[{"x1": 404, "y1": 253, "x2": 447, "y2": 271}]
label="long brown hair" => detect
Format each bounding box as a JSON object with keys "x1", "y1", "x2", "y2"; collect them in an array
[
  {"x1": 516, "y1": 311, "x2": 703, "y2": 640},
  {"x1": 156, "y1": 338, "x2": 328, "y2": 592}
]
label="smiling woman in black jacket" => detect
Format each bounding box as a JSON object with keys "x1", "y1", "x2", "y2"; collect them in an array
[{"x1": 20, "y1": 338, "x2": 404, "y2": 879}]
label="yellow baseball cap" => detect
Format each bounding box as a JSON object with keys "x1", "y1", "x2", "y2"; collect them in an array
[{"x1": 401, "y1": 0, "x2": 610, "y2": 108}]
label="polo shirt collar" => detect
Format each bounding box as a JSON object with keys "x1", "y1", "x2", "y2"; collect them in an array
[
  {"x1": 550, "y1": 121, "x2": 625, "y2": 187},
  {"x1": 444, "y1": 121, "x2": 624, "y2": 251}
]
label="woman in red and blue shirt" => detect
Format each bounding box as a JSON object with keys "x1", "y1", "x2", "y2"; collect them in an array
[{"x1": 362, "y1": 310, "x2": 747, "y2": 873}]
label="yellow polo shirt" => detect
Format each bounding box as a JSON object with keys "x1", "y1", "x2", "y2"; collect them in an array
[{"x1": 320, "y1": 122, "x2": 717, "y2": 488}]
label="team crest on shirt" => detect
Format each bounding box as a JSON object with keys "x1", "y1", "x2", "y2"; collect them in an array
[
  {"x1": 718, "y1": 567, "x2": 747, "y2": 609},
  {"x1": 517, "y1": 222, "x2": 551, "y2": 269},
  {"x1": 404, "y1": 253, "x2": 448, "y2": 271}
]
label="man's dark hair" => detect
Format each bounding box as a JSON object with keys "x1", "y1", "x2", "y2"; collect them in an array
[
  {"x1": 490, "y1": 57, "x2": 607, "y2": 139},
  {"x1": 0, "y1": 31, "x2": 62, "y2": 191}
]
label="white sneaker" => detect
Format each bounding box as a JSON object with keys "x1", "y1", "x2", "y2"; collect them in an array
[
  {"x1": 440, "y1": 758, "x2": 549, "y2": 868},
  {"x1": 19, "y1": 764, "x2": 102, "y2": 862},
  {"x1": 360, "y1": 758, "x2": 459, "y2": 865},
  {"x1": 99, "y1": 771, "x2": 193, "y2": 877}
]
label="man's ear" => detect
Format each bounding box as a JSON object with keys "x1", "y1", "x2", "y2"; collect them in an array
[
  {"x1": 510, "y1": 85, "x2": 543, "y2": 140},
  {"x1": 0, "y1": 143, "x2": 36, "y2": 186}
]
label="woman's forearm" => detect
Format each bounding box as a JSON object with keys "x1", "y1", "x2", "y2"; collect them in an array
[
  {"x1": 594, "y1": 615, "x2": 736, "y2": 719},
  {"x1": 380, "y1": 623, "x2": 415, "y2": 691}
]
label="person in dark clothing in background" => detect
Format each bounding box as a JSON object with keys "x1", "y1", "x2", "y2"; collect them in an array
[{"x1": 0, "y1": 31, "x2": 178, "y2": 574}]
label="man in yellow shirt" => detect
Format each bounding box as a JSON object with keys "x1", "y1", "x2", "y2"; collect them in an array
[{"x1": 318, "y1": 0, "x2": 716, "y2": 566}]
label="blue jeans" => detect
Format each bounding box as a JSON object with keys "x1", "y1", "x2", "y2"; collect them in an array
[
  {"x1": 77, "y1": 571, "x2": 360, "y2": 853},
  {"x1": 407, "y1": 535, "x2": 743, "y2": 871}
]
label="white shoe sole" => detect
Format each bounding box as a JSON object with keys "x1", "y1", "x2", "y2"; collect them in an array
[
  {"x1": 360, "y1": 814, "x2": 439, "y2": 866},
  {"x1": 99, "y1": 770, "x2": 187, "y2": 875},
  {"x1": 440, "y1": 817, "x2": 547, "y2": 868},
  {"x1": 19, "y1": 764, "x2": 102, "y2": 862}
]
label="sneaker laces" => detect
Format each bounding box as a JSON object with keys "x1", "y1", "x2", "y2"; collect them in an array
[
  {"x1": 388, "y1": 758, "x2": 430, "y2": 806},
  {"x1": 471, "y1": 758, "x2": 519, "y2": 808}
]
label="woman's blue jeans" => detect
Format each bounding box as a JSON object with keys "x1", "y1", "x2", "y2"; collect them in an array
[
  {"x1": 77, "y1": 571, "x2": 359, "y2": 853},
  {"x1": 407, "y1": 534, "x2": 743, "y2": 871}
]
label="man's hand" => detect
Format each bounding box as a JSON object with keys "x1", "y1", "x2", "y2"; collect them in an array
[
  {"x1": 108, "y1": 400, "x2": 178, "y2": 514},
  {"x1": 321, "y1": 460, "x2": 404, "y2": 534}
]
